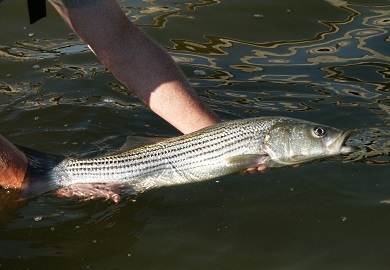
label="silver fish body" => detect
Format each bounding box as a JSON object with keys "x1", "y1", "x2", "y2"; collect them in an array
[{"x1": 49, "y1": 117, "x2": 355, "y2": 190}]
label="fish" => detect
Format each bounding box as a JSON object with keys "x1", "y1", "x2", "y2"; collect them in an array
[{"x1": 21, "y1": 117, "x2": 357, "y2": 197}]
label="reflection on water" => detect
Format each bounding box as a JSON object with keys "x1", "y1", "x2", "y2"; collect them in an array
[{"x1": 0, "y1": 0, "x2": 389, "y2": 269}]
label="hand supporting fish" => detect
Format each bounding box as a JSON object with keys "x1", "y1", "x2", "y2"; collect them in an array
[
  {"x1": 55, "y1": 183, "x2": 133, "y2": 202},
  {"x1": 20, "y1": 117, "x2": 357, "y2": 201}
]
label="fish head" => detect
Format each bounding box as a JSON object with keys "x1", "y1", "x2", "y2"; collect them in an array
[{"x1": 262, "y1": 119, "x2": 357, "y2": 167}]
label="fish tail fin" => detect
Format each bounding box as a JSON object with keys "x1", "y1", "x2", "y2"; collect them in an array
[{"x1": 16, "y1": 145, "x2": 65, "y2": 199}]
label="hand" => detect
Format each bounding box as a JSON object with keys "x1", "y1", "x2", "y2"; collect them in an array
[
  {"x1": 245, "y1": 164, "x2": 299, "y2": 174},
  {"x1": 55, "y1": 183, "x2": 134, "y2": 203},
  {"x1": 0, "y1": 135, "x2": 28, "y2": 189},
  {"x1": 247, "y1": 165, "x2": 268, "y2": 173}
]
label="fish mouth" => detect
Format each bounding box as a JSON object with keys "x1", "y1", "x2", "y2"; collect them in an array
[{"x1": 336, "y1": 131, "x2": 358, "y2": 154}]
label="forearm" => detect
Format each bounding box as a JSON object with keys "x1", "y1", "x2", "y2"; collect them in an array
[{"x1": 49, "y1": 0, "x2": 220, "y2": 134}]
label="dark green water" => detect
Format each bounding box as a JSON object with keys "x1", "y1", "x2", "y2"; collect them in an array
[{"x1": 0, "y1": 0, "x2": 389, "y2": 269}]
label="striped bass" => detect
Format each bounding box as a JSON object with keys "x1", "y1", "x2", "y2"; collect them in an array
[{"x1": 21, "y1": 117, "x2": 356, "y2": 198}]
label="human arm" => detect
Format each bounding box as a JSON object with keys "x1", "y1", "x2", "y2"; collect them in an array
[
  {"x1": 0, "y1": 135, "x2": 28, "y2": 189},
  {"x1": 49, "y1": 0, "x2": 220, "y2": 134}
]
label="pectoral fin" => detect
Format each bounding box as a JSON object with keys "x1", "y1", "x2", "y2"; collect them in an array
[{"x1": 225, "y1": 154, "x2": 269, "y2": 170}]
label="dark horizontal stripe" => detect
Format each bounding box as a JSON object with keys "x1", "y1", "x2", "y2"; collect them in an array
[{"x1": 62, "y1": 118, "x2": 273, "y2": 183}]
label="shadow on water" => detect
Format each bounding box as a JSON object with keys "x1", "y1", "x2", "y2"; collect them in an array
[{"x1": 0, "y1": 0, "x2": 389, "y2": 269}]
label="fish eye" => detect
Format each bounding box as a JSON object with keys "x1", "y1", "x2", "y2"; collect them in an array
[{"x1": 313, "y1": 127, "x2": 326, "y2": 137}]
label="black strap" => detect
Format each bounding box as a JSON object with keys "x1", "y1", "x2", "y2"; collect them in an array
[{"x1": 27, "y1": 0, "x2": 47, "y2": 24}]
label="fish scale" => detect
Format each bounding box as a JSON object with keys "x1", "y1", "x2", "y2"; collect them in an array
[{"x1": 53, "y1": 117, "x2": 275, "y2": 188}]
